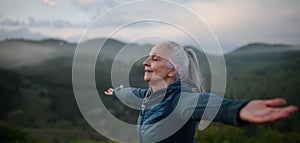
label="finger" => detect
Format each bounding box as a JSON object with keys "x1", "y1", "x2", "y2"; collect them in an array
[
  {"x1": 282, "y1": 106, "x2": 298, "y2": 114},
  {"x1": 104, "y1": 91, "x2": 110, "y2": 95},
  {"x1": 104, "y1": 92, "x2": 112, "y2": 96},
  {"x1": 269, "y1": 107, "x2": 294, "y2": 121},
  {"x1": 104, "y1": 88, "x2": 113, "y2": 96},
  {"x1": 265, "y1": 98, "x2": 287, "y2": 107},
  {"x1": 106, "y1": 88, "x2": 113, "y2": 92},
  {"x1": 257, "y1": 106, "x2": 297, "y2": 123},
  {"x1": 252, "y1": 110, "x2": 285, "y2": 124}
]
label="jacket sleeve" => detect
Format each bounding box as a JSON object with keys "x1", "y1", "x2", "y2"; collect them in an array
[
  {"x1": 112, "y1": 87, "x2": 148, "y2": 109},
  {"x1": 178, "y1": 93, "x2": 250, "y2": 126}
]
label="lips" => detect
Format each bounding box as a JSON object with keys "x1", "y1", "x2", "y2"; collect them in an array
[{"x1": 145, "y1": 69, "x2": 153, "y2": 73}]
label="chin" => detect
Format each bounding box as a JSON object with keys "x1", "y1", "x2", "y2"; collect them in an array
[{"x1": 144, "y1": 77, "x2": 150, "y2": 82}]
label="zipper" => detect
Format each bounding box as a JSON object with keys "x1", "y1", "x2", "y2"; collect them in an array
[{"x1": 139, "y1": 97, "x2": 147, "y2": 143}]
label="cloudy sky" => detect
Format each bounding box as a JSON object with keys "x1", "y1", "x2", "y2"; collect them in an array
[{"x1": 0, "y1": 0, "x2": 299, "y2": 53}]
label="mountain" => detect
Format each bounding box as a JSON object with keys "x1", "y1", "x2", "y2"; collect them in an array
[
  {"x1": 227, "y1": 43, "x2": 299, "y2": 55},
  {"x1": 225, "y1": 43, "x2": 300, "y2": 72},
  {"x1": 0, "y1": 39, "x2": 75, "y2": 68},
  {"x1": 224, "y1": 43, "x2": 300, "y2": 130},
  {"x1": 0, "y1": 28, "x2": 48, "y2": 41}
]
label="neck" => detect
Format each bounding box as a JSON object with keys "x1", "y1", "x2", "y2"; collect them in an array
[{"x1": 149, "y1": 78, "x2": 175, "y2": 92}]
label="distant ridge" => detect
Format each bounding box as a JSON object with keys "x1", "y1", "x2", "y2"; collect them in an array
[
  {"x1": 245, "y1": 43, "x2": 291, "y2": 47},
  {"x1": 40, "y1": 39, "x2": 73, "y2": 44},
  {"x1": 228, "y1": 43, "x2": 299, "y2": 55},
  {"x1": 84, "y1": 37, "x2": 125, "y2": 43},
  {"x1": 0, "y1": 38, "x2": 126, "y2": 46}
]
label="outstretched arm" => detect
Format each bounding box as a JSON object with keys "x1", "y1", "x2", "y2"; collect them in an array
[
  {"x1": 178, "y1": 93, "x2": 297, "y2": 126},
  {"x1": 104, "y1": 86, "x2": 148, "y2": 109},
  {"x1": 239, "y1": 98, "x2": 297, "y2": 124}
]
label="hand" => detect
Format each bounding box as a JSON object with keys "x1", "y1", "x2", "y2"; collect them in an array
[
  {"x1": 104, "y1": 88, "x2": 113, "y2": 96},
  {"x1": 239, "y1": 98, "x2": 297, "y2": 124},
  {"x1": 104, "y1": 85, "x2": 123, "y2": 96}
]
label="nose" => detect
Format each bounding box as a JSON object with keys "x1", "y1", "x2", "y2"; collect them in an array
[{"x1": 143, "y1": 56, "x2": 150, "y2": 67}]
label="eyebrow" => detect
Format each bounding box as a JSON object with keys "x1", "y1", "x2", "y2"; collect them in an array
[
  {"x1": 149, "y1": 52, "x2": 170, "y2": 61},
  {"x1": 151, "y1": 52, "x2": 165, "y2": 56},
  {"x1": 149, "y1": 54, "x2": 161, "y2": 59},
  {"x1": 149, "y1": 52, "x2": 157, "y2": 56}
]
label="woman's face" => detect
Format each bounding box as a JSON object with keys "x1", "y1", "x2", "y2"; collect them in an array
[{"x1": 143, "y1": 45, "x2": 175, "y2": 82}]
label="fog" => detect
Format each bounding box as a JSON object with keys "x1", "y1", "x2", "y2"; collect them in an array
[{"x1": 0, "y1": 40, "x2": 73, "y2": 68}]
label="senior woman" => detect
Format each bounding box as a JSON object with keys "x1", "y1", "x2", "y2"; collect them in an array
[{"x1": 104, "y1": 41, "x2": 297, "y2": 143}]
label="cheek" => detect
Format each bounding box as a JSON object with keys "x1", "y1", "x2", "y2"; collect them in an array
[
  {"x1": 156, "y1": 67, "x2": 171, "y2": 77},
  {"x1": 152, "y1": 62, "x2": 171, "y2": 75}
]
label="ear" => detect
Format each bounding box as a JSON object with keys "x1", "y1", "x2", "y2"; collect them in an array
[{"x1": 168, "y1": 67, "x2": 178, "y2": 78}]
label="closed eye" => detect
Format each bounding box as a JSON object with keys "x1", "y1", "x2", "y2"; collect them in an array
[{"x1": 152, "y1": 55, "x2": 160, "y2": 61}]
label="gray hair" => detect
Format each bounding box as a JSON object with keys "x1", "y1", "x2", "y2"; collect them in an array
[{"x1": 155, "y1": 41, "x2": 205, "y2": 93}]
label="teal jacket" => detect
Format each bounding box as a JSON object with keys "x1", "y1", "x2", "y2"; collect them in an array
[{"x1": 113, "y1": 81, "x2": 249, "y2": 143}]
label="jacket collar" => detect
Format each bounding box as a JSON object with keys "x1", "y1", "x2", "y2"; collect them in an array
[{"x1": 147, "y1": 80, "x2": 197, "y2": 97}]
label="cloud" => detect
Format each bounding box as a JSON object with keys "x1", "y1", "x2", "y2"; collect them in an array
[
  {"x1": 30, "y1": 26, "x2": 85, "y2": 43},
  {"x1": 43, "y1": 0, "x2": 57, "y2": 7},
  {"x1": 0, "y1": 28, "x2": 48, "y2": 41},
  {"x1": 0, "y1": 0, "x2": 299, "y2": 53},
  {"x1": 67, "y1": 0, "x2": 95, "y2": 10},
  {"x1": 183, "y1": 0, "x2": 300, "y2": 50},
  {"x1": 0, "y1": 19, "x2": 24, "y2": 27},
  {"x1": 67, "y1": 0, "x2": 127, "y2": 9},
  {"x1": 0, "y1": 38, "x2": 69, "y2": 69},
  {"x1": 0, "y1": 16, "x2": 87, "y2": 42},
  {"x1": 0, "y1": 17, "x2": 85, "y2": 28},
  {"x1": 26, "y1": 18, "x2": 73, "y2": 27}
]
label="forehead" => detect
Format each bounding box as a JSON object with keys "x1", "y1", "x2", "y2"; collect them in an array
[{"x1": 149, "y1": 45, "x2": 173, "y2": 60}]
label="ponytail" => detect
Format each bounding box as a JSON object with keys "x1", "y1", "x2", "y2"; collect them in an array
[{"x1": 184, "y1": 48, "x2": 205, "y2": 93}]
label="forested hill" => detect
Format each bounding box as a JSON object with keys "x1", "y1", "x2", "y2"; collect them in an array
[
  {"x1": 228, "y1": 43, "x2": 297, "y2": 55},
  {"x1": 224, "y1": 43, "x2": 300, "y2": 131},
  {"x1": 225, "y1": 42, "x2": 299, "y2": 101},
  {"x1": 0, "y1": 39, "x2": 299, "y2": 142},
  {"x1": 226, "y1": 43, "x2": 300, "y2": 72}
]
